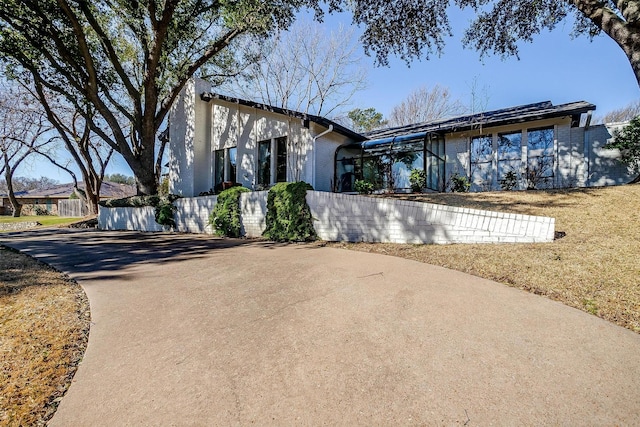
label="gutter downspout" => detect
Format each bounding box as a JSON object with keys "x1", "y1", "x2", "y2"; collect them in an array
[
  {"x1": 583, "y1": 110, "x2": 593, "y2": 187},
  {"x1": 311, "y1": 125, "x2": 333, "y2": 189}
]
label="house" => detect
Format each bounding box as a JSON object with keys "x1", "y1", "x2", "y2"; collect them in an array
[
  {"x1": 169, "y1": 78, "x2": 635, "y2": 196},
  {"x1": 336, "y1": 101, "x2": 635, "y2": 192},
  {"x1": 0, "y1": 181, "x2": 136, "y2": 216},
  {"x1": 169, "y1": 78, "x2": 364, "y2": 196}
]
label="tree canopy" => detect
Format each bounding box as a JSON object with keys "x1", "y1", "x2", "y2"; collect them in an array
[
  {"x1": 347, "y1": 108, "x2": 386, "y2": 133},
  {"x1": 1, "y1": 0, "x2": 639, "y2": 195},
  {"x1": 0, "y1": 0, "x2": 326, "y2": 194}
]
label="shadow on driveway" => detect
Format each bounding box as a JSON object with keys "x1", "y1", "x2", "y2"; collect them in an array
[{"x1": 0, "y1": 228, "x2": 278, "y2": 282}]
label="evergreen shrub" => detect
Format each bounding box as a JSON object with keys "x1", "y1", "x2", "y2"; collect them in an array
[{"x1": 263, "y1": 182, "x2": 317, "y2": 242}]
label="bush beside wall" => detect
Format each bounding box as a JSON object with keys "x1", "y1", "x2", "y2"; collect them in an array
[
  {"x1": 263, "y1": 182, "x2": 317, "y2": 242},
  {"x1": 209, "y1": 186, "x2": 250, "y2": 237}
]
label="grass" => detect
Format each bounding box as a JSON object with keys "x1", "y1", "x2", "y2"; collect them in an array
[
  {"x1": 0, "y1": 216, "x2": 80, "y2": 228},
  {"x1": 0, "y1": 247, "x2": 90, "y2": 426},
  {"x1": 328, "y1": 184, "x2": 640, "y2": 332}
]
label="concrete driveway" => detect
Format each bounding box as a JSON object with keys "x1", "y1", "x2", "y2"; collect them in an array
[{"x1": 3, "y1": 229, "x2": 640, "y2": 425}]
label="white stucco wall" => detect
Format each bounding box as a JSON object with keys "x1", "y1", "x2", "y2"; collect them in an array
[
  {"x1": 585, "y1": 123, "x2": 636, "y2": 186},
  {"x1": 169, "y1": 78, "x2": 354, "y2": 196}
]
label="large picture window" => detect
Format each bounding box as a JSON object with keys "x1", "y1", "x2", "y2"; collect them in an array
[
  {"x1": 276, "y1": 137, "x2": 287, "y2": 183},
  {"x1": 258, "y1": 140, "x2": 271, "y2": 186},
  {"x1": 258, "y1": 136, "x2": 287, "y2": 186},
  {"x1": 527, "y1": 127, "x2": 554, "y2": 189},
  {"x1": 498, "y1": 131, "x2": 522, "y2": 186},
  {"x1": 214, "y1": 149, "x2": 225, "y2": 191},
  {"x1": 470, "y1": 135, "x2": 493, "y2": 190},
  {"x1": 213, "y1": 147, "x2": 238, "y2": 192}
]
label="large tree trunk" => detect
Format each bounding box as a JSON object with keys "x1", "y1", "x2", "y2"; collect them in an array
[
  {"x1": 4, "y1": 165, "x2": 22, "y2": 217},
  {"x1": 131, "y1": 131, "x2": 159, "y2": 195}
]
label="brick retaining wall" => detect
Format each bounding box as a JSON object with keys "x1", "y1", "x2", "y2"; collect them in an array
[{"x1": 98, "y1": 191, "x2": 555, "y2": 244}]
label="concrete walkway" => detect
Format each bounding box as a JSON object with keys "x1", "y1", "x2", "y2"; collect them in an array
[{"x1": 2, "y1": 229, "x2": 640, "y2": 425}]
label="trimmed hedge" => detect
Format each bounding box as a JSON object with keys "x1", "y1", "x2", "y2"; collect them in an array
[
  {"x1": 263, "y1": 182, "x2": 317, "y2": 242},
  {"x1": 209, "y1": 186, "x2": 250, "y2": 237}
]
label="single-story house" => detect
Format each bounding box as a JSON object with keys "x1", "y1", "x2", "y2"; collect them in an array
[
  {"x1": 169, "y1": 78, "x2": 635, "y2": 196},
  {"x1": 0, "y1": 181, "x2": 136, "y2": 216}
]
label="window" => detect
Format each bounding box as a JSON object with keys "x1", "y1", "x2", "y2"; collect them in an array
[
  {"x1": 527, "y1": 127, "x2": 554, "y2": 188},
  {"x1": 228, "y1": 147, "x2": 237, "y2": 184},
  {"x1": 498, "y1": 131, "x2": 522, "y2": 185},
  {"x1": 258, "y1": 137, "x2": 287, "y2": 186},
  {"x1": 258, "y1": 140, "x2": 271, "y2": 186},
  {"x1": 213, "y1": 147, "x2": 238, "y2": 192},
  {"x1": 426, "y1": 135, "x2": 445, "y2": 191},
  {"x1": 470, "y1": 135, "x2": 493, "y2": 189},
  {"x1": 214, "y1": 149, "x2": 225, "y2": 190},
  {"x1": 276, "y1": 137, "x2": 287, "y2": 182}
]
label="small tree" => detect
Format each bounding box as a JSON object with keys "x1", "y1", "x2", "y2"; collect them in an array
[
  {"x1": 605, "y1": 116, "x2": 640, "y2": 184},
  {"x1": 347, "y1": 108, "x2": 386, "y2": 133}
]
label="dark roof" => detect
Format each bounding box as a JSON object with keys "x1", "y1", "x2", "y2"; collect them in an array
[
  {"x1": 364, "y1": 101, "x2": 596, "y2": 140},
  {"x1": 200, "y1": 92, "x2": 366, "y2": 142},
  {"x1": 2, "y1": 181, "x2": 137, "y2": 199}
]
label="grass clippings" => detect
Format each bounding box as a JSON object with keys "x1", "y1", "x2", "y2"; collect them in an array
[
  {"x1": 329, "y1": 185, "x2": 640, "y2": 332},
  {"x1": 0, "y1": 247, "x2": 90, "y2": 426}
]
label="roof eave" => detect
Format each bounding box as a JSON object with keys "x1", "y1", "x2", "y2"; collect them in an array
[{"x1": 200, "y1": 92, "x2": 366, "y2": 142}]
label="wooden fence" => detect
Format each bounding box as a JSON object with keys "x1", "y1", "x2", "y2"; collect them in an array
[{"x1": 58, "y1": 199, "x2": 87, "y2": 217}]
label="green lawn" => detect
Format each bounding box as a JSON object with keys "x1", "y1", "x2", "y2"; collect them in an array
[{"x1": 0, "y1": 216, "x2": 80, "y2": 228}]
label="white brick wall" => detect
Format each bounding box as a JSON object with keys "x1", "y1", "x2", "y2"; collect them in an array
[
  {"x1": 98, "y1": 191, "x2": 555, "y2": 244},
  {"x1": 240, "y1": 190, "x2": 268, "y2": 236},
  {"x1": 173, "y1": 196, "x2": 217, "y2": 234},
  {"x1": 98, "y1": 206, "x2": 165, "y2": 232},
  {"x1": 305, "y1": 192, "x2": 554, "y2": 244}
]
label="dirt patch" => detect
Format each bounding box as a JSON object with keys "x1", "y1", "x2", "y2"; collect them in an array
[{"x1": 0, "y1": 247, "x2": 90, "y2": 426}]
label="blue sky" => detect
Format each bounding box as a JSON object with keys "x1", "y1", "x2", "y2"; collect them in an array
[
  {"x1": 345, "y1": 11, "x2": 639, "y2": 119},
  {"x1": 15, "y1": 8, "x2": 640, "y2": 181}
]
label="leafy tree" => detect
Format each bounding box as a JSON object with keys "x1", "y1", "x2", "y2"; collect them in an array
[
  {"x1": 347, "y1": 108, "x2": 386, "y2": 133},
  {"x1": 343, "y1": 1, "x2": 640, "y2": 87},
  {"x1": 387, "y1": 85, "x2": 465, "y2": 127},
  {"x1": 605, "y1": 116, "x2": 640, "y2": 183},
  {"x1": 0, "y1": 0, "x2": 325, "y2": 195},
  {"x1": 2, "y1": 0, "x2": 638, "y2": 199}
]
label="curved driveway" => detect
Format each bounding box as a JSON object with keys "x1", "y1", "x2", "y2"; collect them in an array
[{"x1": 3, "y1": 229, "x2": 640, "y2": 425}]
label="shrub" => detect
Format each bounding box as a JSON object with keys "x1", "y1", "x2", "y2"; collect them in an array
[
  {"x1": 409, "y1": 168, "x2": 427, "y2": 192},
  {"x1": 605, "y1": 116, "x2": 640, "y2": 183},
  {"x1": 154, "y1": 199, "x2": 177, "y2": 227},
  {"x1": 499, "y1": 170, "x2": 518, "y2": 191},
  {"x1": 209, "y1": 186, "x2": 249, "y2": 237},
  {"x1": 354, "y1": 179, "x2": 374, "y2": 194},
  {"x1": 263, "y1": 182, "x2": 317, "y2": 242},
  {"x1": 33, "y1": 206, "x2": 50, "y2": 216},
  {"x1": 450, "y1": 173, "x2": 471, "y2": 192}
]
